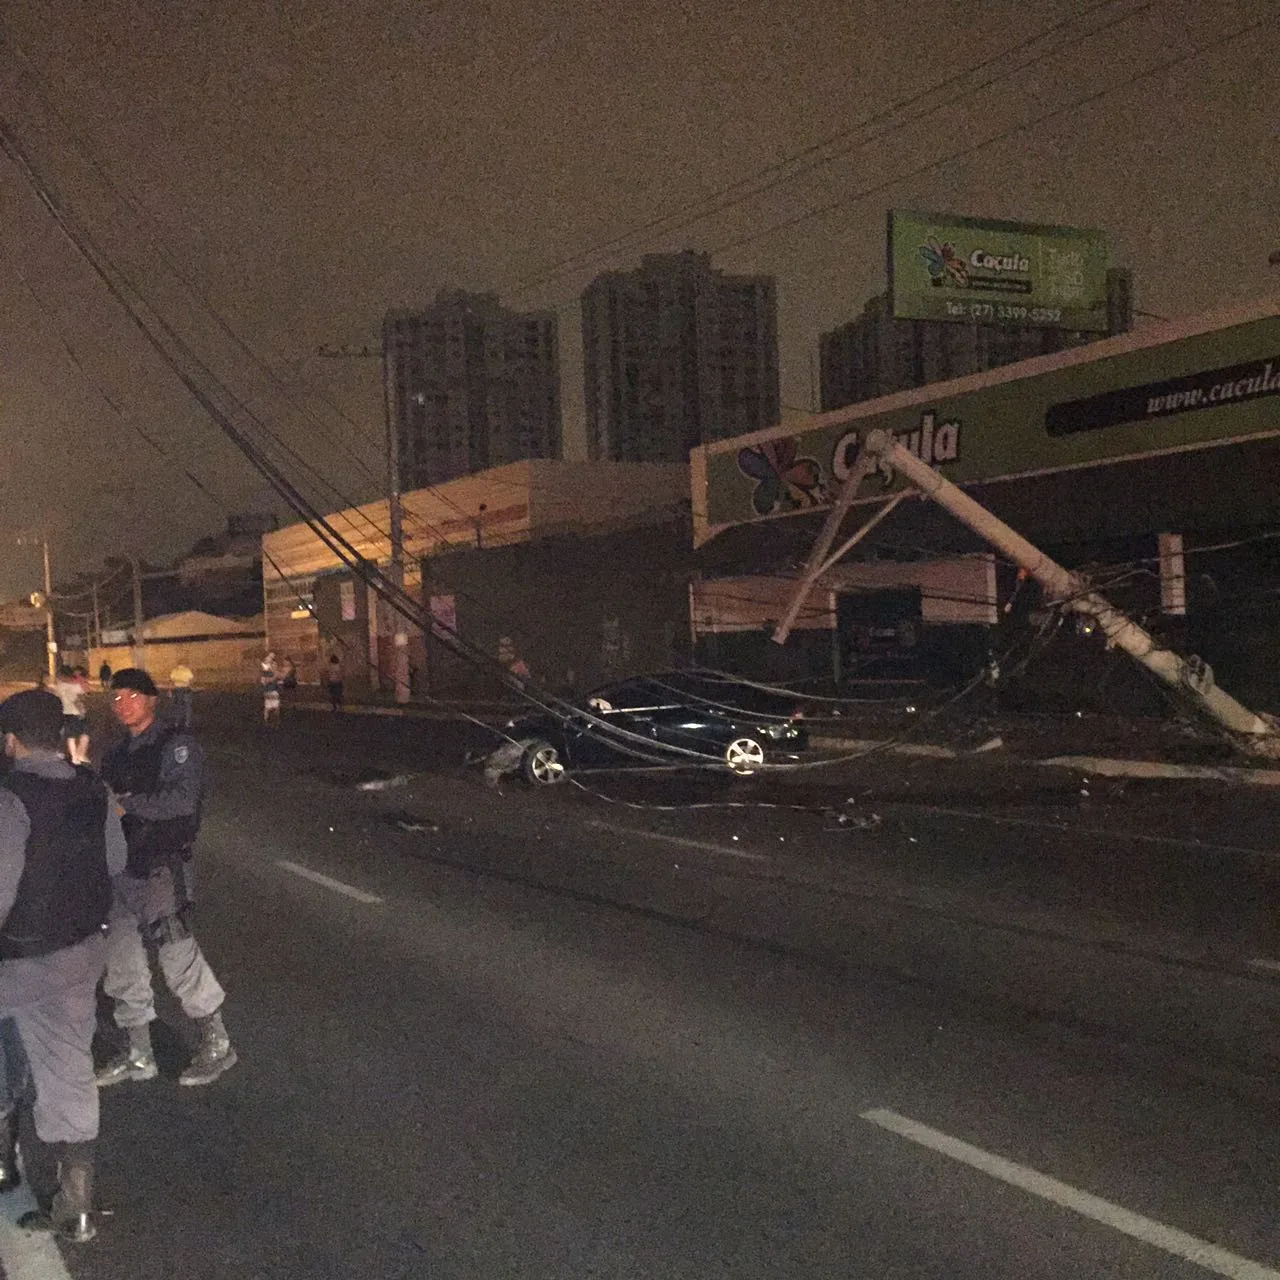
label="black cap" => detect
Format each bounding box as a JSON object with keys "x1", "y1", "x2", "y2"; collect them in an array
[
  {"x1": 0, "y1": 690, "x2": 64, "y2": 742},
  {"x1": 111, "y1": 668, "x2": 159, "y2": 697}
]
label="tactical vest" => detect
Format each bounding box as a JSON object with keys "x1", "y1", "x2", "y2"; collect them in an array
[
  {"x1": 103, "y1": 727, "x2": 201, "y2": 877},
  {"x1": 0, "y1": 768, "x2": 112, "y2": 960}
]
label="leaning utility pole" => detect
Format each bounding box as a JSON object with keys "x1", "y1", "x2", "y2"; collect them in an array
[
  {"x1": 776, "y1": 430, "x2": 1280, "y2": 758},
  {"x1": 130, "y1": 555, "x2": 146, "y2": 669},
  {"x1": 317, "y1": 335, "x2": 412, "y2": 704}
]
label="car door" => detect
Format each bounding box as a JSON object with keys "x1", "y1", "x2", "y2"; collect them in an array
[{"x1": 643, "y1": 674, "x2": 731, "y2": 760}]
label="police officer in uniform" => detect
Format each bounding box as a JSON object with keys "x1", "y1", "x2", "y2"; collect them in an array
[
  {"x1": 96, "y1": 669, "x2": 236, "y2": 1088},
  {"x1": 0, "y1": 689, "x2": 122, "y2": 1241}
]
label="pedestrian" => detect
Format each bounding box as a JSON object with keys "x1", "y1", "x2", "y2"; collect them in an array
[
  {"x1": 325, "y1": 653, "x2": 344, "y2": 712},
  {"x1": 261, "y1": 653, "x2": 281, "y2": 726},
  {"x1": 168, "y1": 659, "x2": 195, "y2": 730},
  {"x1": 97, "y1": 661, "x2": 112, "y2": 693},
  {"x1": 95, "y1": 669, "x2": 236, "y2": 1089},
  {"x1": 51, "y1": 666, "x2": 90, "y2": 765},
  {"x1": 0, "y1": 689, "x2": 121, "y2": 1241}
]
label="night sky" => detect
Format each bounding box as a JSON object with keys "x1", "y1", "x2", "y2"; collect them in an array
[{"x1": 1, "y1": 0, "x2": 1277, "y2": 601}]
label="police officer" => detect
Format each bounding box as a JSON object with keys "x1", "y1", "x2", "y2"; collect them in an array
[
  {"x1": 96, "y1": 669, "x2": 236, "y2": 1088},
  {"x1": 0, "y1": 689, "x2": 122, "y2": 1241}
]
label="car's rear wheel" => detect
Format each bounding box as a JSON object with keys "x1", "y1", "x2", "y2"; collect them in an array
[
  {"x1": 522, "y1": 739, "x2": 566, "y2": 785},
  {"x1": 724, "y1": 736, "x2": 766, "y2": 775}
]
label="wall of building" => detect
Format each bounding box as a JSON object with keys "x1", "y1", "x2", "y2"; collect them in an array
[
  {"x1": 419, "y1": 518, "x2": 695, "y2": 698},
  {"x1": 265, "y1": 460, "x2": 692, "y2": 698}
]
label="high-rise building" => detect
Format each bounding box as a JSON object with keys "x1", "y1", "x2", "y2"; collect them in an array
[
  {"x1": 384, "y1": 292, "x2": 561, "y2": 488},
  {"x1": 582, "y1": 251, "x2": 780, "y2": 463},
  {"x1": 819, "y1": 269, "x2": 1135, "y2": 411}
]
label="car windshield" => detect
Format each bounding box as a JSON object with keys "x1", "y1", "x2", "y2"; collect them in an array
[
  {"x1": 585, "y1": 680, "x2": 678, "y2": 713},
  {"x1": 588, "y1": 673, "x2": 798, "y2": 721}
]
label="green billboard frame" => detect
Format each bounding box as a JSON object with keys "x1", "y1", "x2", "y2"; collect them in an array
[
  {"x1": 888, "y1": 209, "x2": 1111, "y2": 332},
  {"x1": 693, "y1": 297, "x2": 1280, "y2": 547}
]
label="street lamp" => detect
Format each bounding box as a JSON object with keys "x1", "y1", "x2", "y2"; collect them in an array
[{"x1": 16, "y1": 532, "x2": 56, "y2": 680}]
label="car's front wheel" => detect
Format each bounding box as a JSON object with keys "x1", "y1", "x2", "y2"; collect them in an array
[
  {"x1": 724, "y1": 736, "x2": 766, "y2": 775},
  {"x1": 521, "y1": 739, "x2": 566, "y2": 785}
]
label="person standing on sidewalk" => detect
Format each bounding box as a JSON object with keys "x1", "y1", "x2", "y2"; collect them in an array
[
  {"x1": 325, "y1": 653, "x2": 344, "y2": 712},
  {"x1": 0, "y1": 689, "x2": 120, "y2": 1242},
  {"x1": 96, "y1": 669, "x2": 237, "y2": 1088},
  {"x1": 51, "y1": 667, "x2": 90, "y2": 766},
  {"x1": 168, "y1": 660, "x2": 195, "y2": 730},
  {"x1": 260, "y1": 654, "x2": 281, "y2": 726}
]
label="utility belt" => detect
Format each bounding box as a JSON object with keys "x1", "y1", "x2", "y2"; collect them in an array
[
  {"x1": 128, "y1": 854, "x2": 197, "y2": 947},
  {"x1": 125, "y1": 840, "x2": 195, "y2": 879}
]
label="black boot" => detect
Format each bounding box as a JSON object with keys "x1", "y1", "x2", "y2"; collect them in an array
[
  {"x1": 179, "y1": 1010, "x2": 237, "y2": 1086},
  {"x1": 0, "y1": 1108, "x2": 19, "y2": 1192},
  {"x1": 94, "y1": 1023, "x2": 157, "y2": 1088},
  {"x1": 16, "y1": 1105, "x2": 56, "y2": 1212},
  {"x1": 20, "y1": 1142, "x2": 95, "y2": 1243},
  {"x1": 52, "y1": 1144, "x2": 95, "y2": 1243}
]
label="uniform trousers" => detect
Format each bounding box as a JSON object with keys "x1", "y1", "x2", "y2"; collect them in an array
[
  {"x1": 170, "y1": 688, "x2": 193, "y2": 729},
  {"x1": 0, "y1": 934, "x2": 105, "y2": 1145},
  {"x1": 104, "y1": 865, "x2": 224, "y2": 1028}
]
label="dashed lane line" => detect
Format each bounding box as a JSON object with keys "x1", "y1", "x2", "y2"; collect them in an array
[
  {"x1": 901, "y1": 803, "x2": 1280, "y2": 862},
  {"x1": 862, "y1": 1108, "x2": 1280, "y2": 1279},
  {"x1": 276, "y1": 860, "x2": 384, "y2": 904},
  {"x1": 0, "y1": 1188, "x2": 72, "y2": 1280},
  {"x1": 585, "y1": 819, "x2": 769, "y2": 863}
]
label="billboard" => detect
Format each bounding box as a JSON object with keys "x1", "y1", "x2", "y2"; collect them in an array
[
  {"x1": 888, "y1": 209, "x2": 1110, "y2": 332},
  {"x1": 692, "y1": 299, "x2": 1280, "y2": 545}
]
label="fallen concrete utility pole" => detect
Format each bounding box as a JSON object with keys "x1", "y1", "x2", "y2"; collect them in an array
[
  {"x1": 864, "y1": 429, "x2": 1280, "y2": 757},
  {"x1": 771, "y1": 446, "x2": 904, "y2": 645},
  {"x1": 776, "y1": 427, "x2": 1280, "y2": 759}
]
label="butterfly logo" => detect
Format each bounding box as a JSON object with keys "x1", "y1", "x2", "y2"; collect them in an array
[
  {"x1": 919, "y1": 237, "x2": 969, "y2": 287},
  {"x1": 737, "y1": 438, "x2": 827, "y2": 516}
]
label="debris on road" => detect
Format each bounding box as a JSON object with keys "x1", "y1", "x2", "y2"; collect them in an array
[{"x1": 356, "y1": 773, "x2": 411, "y2": 792}]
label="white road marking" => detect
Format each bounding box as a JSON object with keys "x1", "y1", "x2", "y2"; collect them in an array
[
  {"x1": 0, "y1": 1188, "x2": 73, "y2": 1280},
  {"x1": 277, "y1": 860, "x2": 384, "y2": 904},
  {"x1": 1247, "y1": 957, "x2": 1280, "y2": 974},
  {"x1": 861, "y1": 1108, "x2": 1280, "y2": 1279},
  {"x1": 587, "y1": 820, "x2": 768, "y2": 863}
]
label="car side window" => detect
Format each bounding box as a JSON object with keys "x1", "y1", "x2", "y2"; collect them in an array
[{"x1": 589, "y1": 682, "x2": 654, "y2": 712}]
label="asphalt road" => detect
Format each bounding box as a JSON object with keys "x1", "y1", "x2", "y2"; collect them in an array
[{"x1": 7, "y1": 697, "x2": 1280, "y2": 1278}]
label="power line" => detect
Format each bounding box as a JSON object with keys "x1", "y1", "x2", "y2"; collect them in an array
[
  {"x1": 507, "y1": 0, "x2": 1153, "y2": 297},
  {"x1": 707, "y1": 5, "x2": 1280, "y2": 258},
  {"x1": 1, "y1": 120, "x2": 727, "y2": 767}
]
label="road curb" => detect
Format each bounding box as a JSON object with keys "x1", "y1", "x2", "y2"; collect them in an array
[
  {"x1": 810, "y1": 735, "x2": 1280, "y2": 786},
  {"x1": 1036, "y1": 754, "x2": 1280, "y2": 787},
  {"x1": 292, "y1": 703, "x2": 1280, "y2": 787}
]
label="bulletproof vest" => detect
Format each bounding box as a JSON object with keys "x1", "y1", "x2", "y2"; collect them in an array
[
  {"x1": 0, "y1": 767, "x2": 111, "y2": 960},
  {"x1": 103, "y1": 726, "x2": 201, "y2": 876}
]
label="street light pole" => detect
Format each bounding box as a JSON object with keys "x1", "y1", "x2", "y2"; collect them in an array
[
  {"x1": 40, "y1": 537, "x2": 55, "y2": 680},
  {"x1": 379, "y1": 323, "x2": 411, "y2": 705},
  {"x1": 17, "y1": 532, "x2": 57, "y2": 679}
]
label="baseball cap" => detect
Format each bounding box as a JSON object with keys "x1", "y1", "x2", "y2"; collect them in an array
[{"x1": 111, "y1": 668, "x2": 159, "y2": 697}]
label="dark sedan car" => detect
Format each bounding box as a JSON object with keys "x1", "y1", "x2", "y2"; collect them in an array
[{"x1": 502, "y1": 671, "x2": 810, "y2": 785}]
